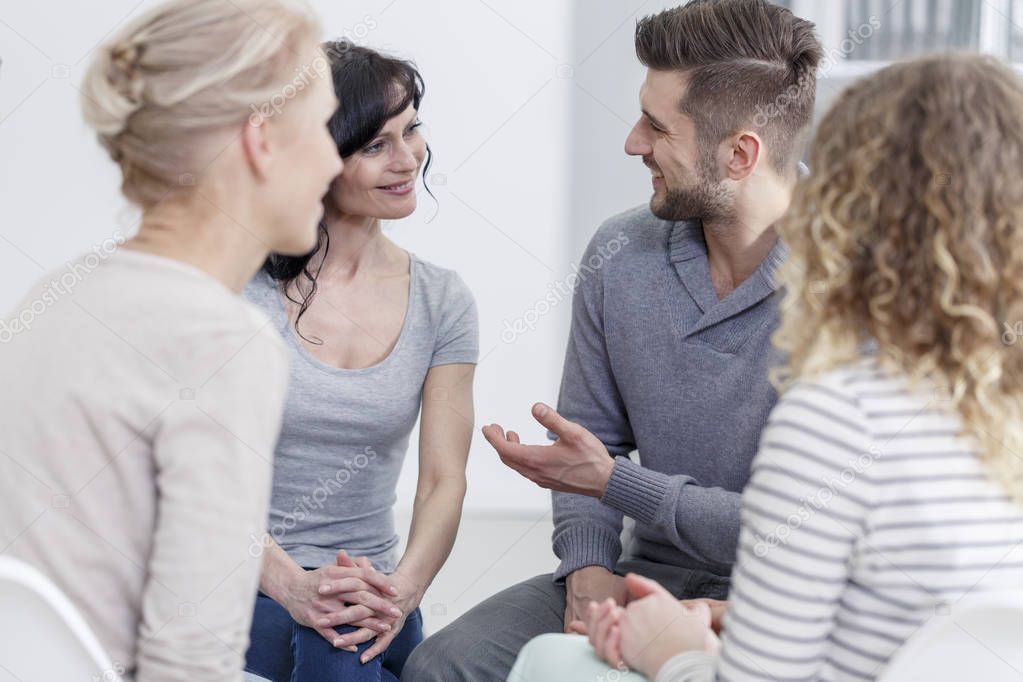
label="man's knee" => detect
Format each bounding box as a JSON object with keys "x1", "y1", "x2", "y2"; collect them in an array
[
  {"x1": 401, "y1": 633, "x2": 439, "y2": 681},
  {"x1": 402, "y1": 625, "x2": 476, "y2": 681},
  {"x1": 401, "y1": 573, "x2": 565, "y2": 681}
]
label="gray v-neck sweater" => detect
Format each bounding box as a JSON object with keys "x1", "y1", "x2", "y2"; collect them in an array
[{"x1": 552, "y1": 205, "x2": 788, "y2": 581}]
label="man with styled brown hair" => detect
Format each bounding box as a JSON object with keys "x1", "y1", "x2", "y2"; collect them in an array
[{"x1": 403, "y1": 2, "x2": 822, "y2": 679}]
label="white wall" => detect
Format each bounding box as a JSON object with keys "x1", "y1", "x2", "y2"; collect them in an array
[
  {"x1": 0, "y1": 0, "x2": 655, "y2": 515},
  {"x1": 0, "y1": 0, "x2": 869, "y2": 516}
]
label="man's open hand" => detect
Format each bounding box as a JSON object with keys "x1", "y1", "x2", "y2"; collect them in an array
[{"x1": 482, "y1": 402, "x2": 614, "y2": 498}]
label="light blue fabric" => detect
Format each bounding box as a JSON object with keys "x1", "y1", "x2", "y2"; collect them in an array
[{"x1": 508, "y1": 633, "x2": 648, "y2": 682}]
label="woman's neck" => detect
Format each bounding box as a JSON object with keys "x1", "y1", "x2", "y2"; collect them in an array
[
  {"x1": 313, "y1": 210, "x2": 402, "y2": 281},
  {"x1": 125, "y1": 198, "x2": 269, "y2": 293}
]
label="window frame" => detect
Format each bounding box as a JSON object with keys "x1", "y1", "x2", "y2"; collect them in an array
[{"x1": 788, "y1": 0, "x2": 1019, "y2": 79}]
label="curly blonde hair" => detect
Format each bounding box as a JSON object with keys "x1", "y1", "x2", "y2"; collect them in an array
[{"x1": 773, "y1": 53, "x2": 1023, "y2": 502}]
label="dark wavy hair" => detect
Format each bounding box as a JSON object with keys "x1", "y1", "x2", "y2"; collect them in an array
[{"x1": 262, "y1": 40, "x2": 433, "y2": 343}]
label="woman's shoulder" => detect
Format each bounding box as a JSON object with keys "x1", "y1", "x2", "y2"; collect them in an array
[
  {"x1": 765, "y1": 360, "x2": 882, "y2": 453},
  {"x1": 241, "y1": 267, "x2": 277, "y2": 307},
  {"x1": 766, "y1": 357, "x2": 943, "y2": 467},
  {"x1": 783, "y1": 356, "x2": 907, "y2": 405},
  {"x1": 411, "y1": 253, "x2": 476, "y2": 309}
]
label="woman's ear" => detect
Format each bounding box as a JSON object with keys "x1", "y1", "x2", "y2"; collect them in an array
[{"x1": 239, "y1": 117, "x2": 273, "y2": 180}]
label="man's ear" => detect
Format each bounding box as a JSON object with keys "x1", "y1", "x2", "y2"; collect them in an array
[
  {"x1": 240, "y1": 118, "x2": 273, "y2": 181},
  {"x1": 723, "y1": 131, "x2": 762, "y2": 181}
]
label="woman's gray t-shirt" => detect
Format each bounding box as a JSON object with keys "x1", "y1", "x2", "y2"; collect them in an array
[{"x1": 244, "y1": 253, "x2": 479, "y2": 572}]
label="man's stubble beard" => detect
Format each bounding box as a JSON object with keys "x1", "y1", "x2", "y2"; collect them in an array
[{"x1": 650, "y1": 154, "x2": 734, "y2": 223}]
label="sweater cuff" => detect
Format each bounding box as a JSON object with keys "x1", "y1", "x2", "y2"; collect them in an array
[
  {"x1": 601, "y1": 456, "x2": 679, "y2": 525},
  {"x1": 655, "y1": 651, "x2": 717, "y2": 682},
  {"x1": 552, "y1": 525, "x2": 622, "y2": 583}
]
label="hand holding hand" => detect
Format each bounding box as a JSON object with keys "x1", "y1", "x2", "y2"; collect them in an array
[
  {"x1": 357, "y1": 569, "x2": 424, "y2": 664},
  {"x1": 564, "y1": 566, "x2": 626, "y2": 634},
  {"x1": 282, "y1": 550, "x2": 399, "y2": 650},
  {"x1": 618, "y1": 574, "x2": 720, "y2": 679},
  {"x1": 316, "y1": 551, "x2": 406, "y2": 653},
  {"x1": 584, "y1": 598, "x2": 626, "y2": 668},
  {"x1": 679, "y1": 597, "x2": 728, "y2": 635}
]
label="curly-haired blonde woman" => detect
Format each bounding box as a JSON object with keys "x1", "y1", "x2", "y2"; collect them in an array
[
  {"x1": 514, "y1": 52, "x2": 1023, "y2": 682},
  {"x1": 0, "y1": 1, "x2": 350, "y2": 679}
]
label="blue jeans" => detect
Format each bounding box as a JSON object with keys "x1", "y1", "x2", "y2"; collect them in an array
[{"x1": 245, "y1": 591, "x2": 423, "y2": 682}]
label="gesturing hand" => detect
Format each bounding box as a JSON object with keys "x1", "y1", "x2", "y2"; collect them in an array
[{"x1": 482, "y1": 402, "x2": 614, "y2": 498}]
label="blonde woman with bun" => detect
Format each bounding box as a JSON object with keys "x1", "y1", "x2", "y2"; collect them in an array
[
  {"x1": 519, "y1": 52, "x2": 1023, "y2": 682},
  {"x1": 0, "y1": 0, "x2": 357, "y2": 679}
]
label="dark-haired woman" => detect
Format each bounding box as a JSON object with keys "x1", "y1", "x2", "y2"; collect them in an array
[{"x1": 243, "y1": 42, "x2": 478, "y2": 682}]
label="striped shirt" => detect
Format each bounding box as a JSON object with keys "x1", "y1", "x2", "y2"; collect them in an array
[{"x1": 657, "y1": 356, "x2": 1023, "y2": 681}]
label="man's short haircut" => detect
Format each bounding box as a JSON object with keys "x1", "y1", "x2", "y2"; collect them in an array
[{"x1": 635, "y1": 0, "x2": 823, "y2": 174}]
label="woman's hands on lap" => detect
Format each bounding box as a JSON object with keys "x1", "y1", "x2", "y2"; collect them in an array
[
  {"x1": 355, "y1": 568, "x2": 424, "y2": 663},
  {"x1": 584, "y1": 573, "x2": 722, "y2": 678},
  {"x1": 584, "y1": 597, "x2": 626, "y2": 669},
  {"x1": 313, "y1": 550, "x2": 424, "y2": 664},
  {"x1": 280, "y1": 549, "x2": 400, "y2": 650}
]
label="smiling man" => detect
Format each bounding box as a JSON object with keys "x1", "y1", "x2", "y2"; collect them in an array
[{"x1": 402, "y1": 2, "x2": 822, "y2": 680}]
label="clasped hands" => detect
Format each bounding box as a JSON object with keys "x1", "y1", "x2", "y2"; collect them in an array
[
  {"x1": 283, "y1": 549, "x2": 422, "y2": 663},
  {"x1": 573, "y1": 573, "x2": 725, "y2": 679}
]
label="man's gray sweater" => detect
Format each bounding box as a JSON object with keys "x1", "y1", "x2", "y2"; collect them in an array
[{"x1": 551, "y1": 204, "x2": 788, "y2": 581}]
